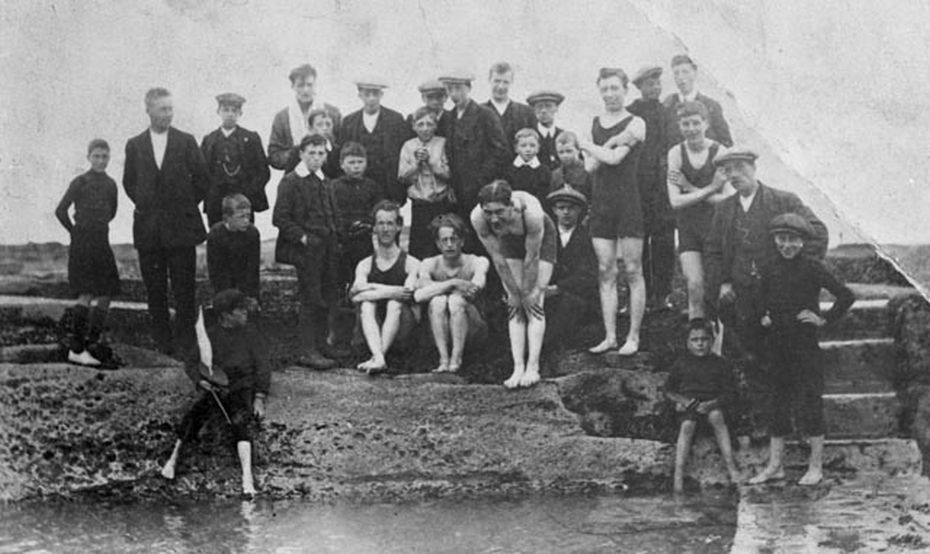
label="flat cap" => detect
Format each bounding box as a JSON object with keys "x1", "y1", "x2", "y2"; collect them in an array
[
  {"x1": 438, "y1": 71, "x2": 475, "y2": 85},
  {"x1": 526, "y1": 90, "x2": 565, "y2": 106},
  {"x1": 355, "y1": 79, "x2": 388, "y2": 90},
  {"x1": 546, "y1": 184, "x2": 588, "y2": 208},
  {"x1": 418, "y1": 79, "x2": 447, "y2": 94},
  {"x1": 632, "y1": 65, "x2": 663, "y2": 86},
  {"x1": 769, "y1": 212, "x2": 815, "y2": 238},
  {"x1": 215, "y1": 92, "x2": 246, "y2": 107},
  {"x1": 670, "y1": 54, "x2": 696, "y2": 68},
  {"x1": 212, "y1": 288, "x2": 248, "y2": 314},
  {"x1": 713, "y1": 147, "x2": 759, "y2": 166}
]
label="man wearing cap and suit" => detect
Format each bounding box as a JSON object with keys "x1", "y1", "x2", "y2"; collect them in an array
[
  {"x1": 201, "y1": 93, "x2": 270, "y2": 226},
  {"x1": 123, "y1": 87, "x2": 209, "y2": 360},
  {"x1": 268, "y1": 64, "x2": 342, "y2": 173},
  {"x1": 704, "y1": 147, "x2": 828, "y2": 435},
  {"x1": 483, "y1": 62, "x2": 537, "y2": 146},
  {"x1": 628, "y1": 65, "x2": 676, "y2": 310},
  {"x1": 406, "y1": 80, "x2": 450, "y2": 139},
  {"x1": 544, "y1": 184, "x2": 599, "y2": 354},
  {"x1": 527, "y1": 90, "x2": 565, "y2": 170},
  {"x1": 438, "y1": 71, "x2": 509, "y2": 221},
  {"x1": 663, "y1": 55, "x2": 733, "y2": 148},
  {"x1": 338, "y1": 80, "x2": 408, "y2": 203}
]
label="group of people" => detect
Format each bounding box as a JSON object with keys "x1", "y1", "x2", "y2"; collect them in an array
[{"x1": 54, "y1": 55, "x2": 855, "y2": 495}]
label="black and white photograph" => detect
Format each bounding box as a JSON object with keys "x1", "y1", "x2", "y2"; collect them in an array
[{"x1": 2, "y1": 1, "x2": 930, "y2": 551}]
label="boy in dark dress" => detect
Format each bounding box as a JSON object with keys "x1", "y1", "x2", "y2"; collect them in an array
[
  {"x1": 206, "y1": 194, "x2": 261, "y2": 301},
  {"x1": 748, "y1": 213, "x2": 854, "y2": 487},
  {"x1": 549, "y1": 131, "x2": 593, "y2": 203},
  {"x1": 55, "y1": 139, "x2": 121, "y2": 367},
  {"x1": 504, "y1": 128, "x2": 552, "y2": 207},
  {"x1": 200, "y1": 93, "x2": 270, "y2": 227},
  {"x1": 666, "y1": 319, "x2": 740, "y2": 493},
  {"x1": 160, "y1": 289, "x2": 270, "y2": 496}
]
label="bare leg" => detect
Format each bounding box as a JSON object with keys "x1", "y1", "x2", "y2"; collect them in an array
[
  {"x1": 679, "y1": 251, "x2": 706, "y2": 320},
  {"x1": 379, "y1": 300, "x2": 404, "y2": 355},
  {"x1": 674, "y1": 420, "x2": 696, "y2": 493},
  {"x1": 748, "y1": 436, "x2": 786, "y2": 484},
  {"x1": 161, "y1": 439, "x2": 183, "y2": 480},
  {"x1": 357, "y1": 301, "x2": 386, "y2": 370},
  {"x1": 237, "y1": 441, "x2": 256, "y2": 495},
  {"x1": 448, "y1": 293, "x2": 470, "y2": 372},
  {"x1": 427, "y1": 295, "x2": 451, "y2": 372},
  {"x1": 798, "y1": 435, "x2": 824, "y2": 486},
  {"x1": 521, "y1": 261, "x2": 552, "y2": 388},
  {"x1": 590, "y1": 238, "x2": 619, "y2": 353},
  {"x1": 708, "y1": 409, "x2": 740, "y2": 484},
  {"x1": 506, "y1": 316, "x2": 527, "y2": 388},
  {"x1": 618, "y1": 237, "x2": 645, "y2": 355}
]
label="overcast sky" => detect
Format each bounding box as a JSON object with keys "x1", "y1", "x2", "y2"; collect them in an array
[{"x1": 1, "y1": 0, "x2": 928, "y2": 248}]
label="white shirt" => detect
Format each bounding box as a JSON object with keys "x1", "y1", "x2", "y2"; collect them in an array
[
  {"x1": 221, "y1": 127, "x2": 236, "y2": 138},
  {"x1": 363, "y1": 110, "x2": 380, "y2": 133},
  {"x1": 559, "y1": 226, "x2": 575, "y2": 247},
  {"x1": 679, "y1": 90, "x2": 699, "y2": 103},
  {"x1": 513, "y1": 156, "x2": 541, "y2": 168},
  {"x1": 739, "y1": 187, "x2": 758, "y2": 212},
  {"x1": 295, "y1": 161, "x2": 326, "y2": 181},
  {"x1": 149, "y1": 128, "x2": 168, "y2": 170},
  {"x1": 537, "y1": 123, "x2": 555, "y2": 139},
  {"x1": 490, "y1": 98, "x2": 510, "y2": 116}
]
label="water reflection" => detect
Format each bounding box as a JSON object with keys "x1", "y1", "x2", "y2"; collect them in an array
[{"x1": 0, "y1": 491, "x2": 737, "y2": 553}]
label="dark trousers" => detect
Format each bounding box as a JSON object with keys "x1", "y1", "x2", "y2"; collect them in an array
[
  {"x1": 294, "y1": 236, "x2": 338, "y2": 354},
  {"x1": 719, "y1": 279, "x2": 767, "y2": 436},
  {"x1": 138, "y1": 246, "x2": 198, "y2": 358},
  {"x1": 768, "y1": 334, "x2": 824, "y2": 437},
  {"x1": 544, "y1": 290, "x2": 597, "y2": 352},
  {"x1": 642, "y1": 224, "x2": 676, "y2": 302},
  {"x1": 178, "y1": 387, "x2": 254, "y2": 443}
]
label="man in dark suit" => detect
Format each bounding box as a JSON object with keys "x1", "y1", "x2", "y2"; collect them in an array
[
  {"x1": 704, "y1": 147, "x2": 828, "y2": 435},
  {"x1": 527, "y1": 90, "x2": 565, "y2": 170},
  {"x1": 663, "y1": 55, "x2": 733, "y2": 147},
  {"x1": 483, "y1": 62, "x2": 537, "y2": 147},
  {"x1": 438, "y1": 70, "x2": 509, "y2": 221},
  {"x1": 337, "y1": 79, "x2": 408, "y2": 203},
  {"x1": 268, "y1": 64, "x2": 342, "y2": 173},
  {"x1": 543, "y1": 185, "x2": 598, "y2": 354},
  {"x1": 123, "y1": 87, "x2": 209, "y2": 359},
  {"x1": 200, "y1": 93, "x2": 270, "y2": 226}
]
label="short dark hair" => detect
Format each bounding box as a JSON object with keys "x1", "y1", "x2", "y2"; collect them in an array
[
  {"x1": 687, "y1": 318, "x2": 715, "y2": 336},
  {"x1": 222, "y1": 193, "x2": 252, "y2": 217},
  {"x1": 411, "y1": 106, "x2": 437, "y2": 125},
  {"x1": 371, "y1": 199, "x2": 403, "y2": 226},
  {"x1": 477, "y1": 179, "x2": 513, "y2": 206},
  {"x1": 596, "y1": 67, "x2": 628, "y2": 88},
  {"x1": 144, "y1": 87, "x2": 171, "y2": 109},
  {"x1": 513, "y1": 127, "x2": 540, "y2": 148},
  {"x1": 289, "y1": 64, "x2": 318, "y2": 84},
  {"x1": 555, "y1": 131, "x2": 580, "y2": 149},
  {"x1": 339, "y1": 141, "x2": 367, "y2": 162},
  {"x1": 307, "y1": 108, "x2": 332, "y2": 128},
  {"x1": 670, "y1": 54, "x2": 697, "y2": 69},
  {"x1": 429, "y1": 213, "x2": 467, "y2": 240},
  {"x1": 677, "y1": 100, "x2": 709, "y2": 121},
  {"x1": 489, "y1": 61, "x2": 514, "y2": 78},
  {"x1": 87, "y1": 138, "x2": 110, "y2": 154},
  {"x1": 299, "y1": 133, "x2": 328, "y2": 152}
]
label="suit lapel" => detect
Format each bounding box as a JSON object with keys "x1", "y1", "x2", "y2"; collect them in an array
[{"x1": 140, "y1": 130, "x2": 157, "y2": 172}]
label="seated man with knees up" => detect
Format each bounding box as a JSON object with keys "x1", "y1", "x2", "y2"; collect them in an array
[
  {"x1": 350, "y1": 200, "x2": 421, "y2": 374},
  {"x1": 413, "y1": 213, "x2": 490, "y2": 373}
]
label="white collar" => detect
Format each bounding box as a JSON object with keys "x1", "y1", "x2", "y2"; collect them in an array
[
  {"x1": 739, "y1": 187, "x2": 758, "y2": 212},
  {"x1": 513, "y1": 156, "x2": 541, "y2": 169},
  {"x1": 679, "y1": 89, "x2": 699, "y2": 103},
  {"x1": 537, "y1": 122, "x2": 555, "y2": 138},
  {"x1": 295, "y1": 162, "x2": 326, "y2": 180},
  {"x1": 558, "y1": 225, "x2": 575, "y2": 247},
  {"x1": 491, "y1": 98, "x2": 510, "y2": 115},
  {"x1": 149, "y1": 127, "x2": 168, "y2": 137},
  {"x1": 221, "y1": 126, "x2": 236, "y2": 138}
]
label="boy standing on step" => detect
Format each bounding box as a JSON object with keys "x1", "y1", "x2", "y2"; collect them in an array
[
  {"x1": 748, "y1": 213, "x2": 854, "y2": 486},
  {"x1": 55, "y1": 139, "x2": 121, "y2": 367}
]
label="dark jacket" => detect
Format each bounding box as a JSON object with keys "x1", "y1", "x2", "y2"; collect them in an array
[
  {"x1": 553, "y1": 220, "x2": 598, "y2": 302},
  {"x1": 200, "y1": 126, "x2": 271, "y2": 213},
  {"x1": 666, "y1": 353, "x2": 737, "y2": 404},
  {"x1": 441, "y1": 99, "x2": 509, "y2": 212},
  {"x1": 272, "y1": 169, "x2": 339, "y2": 265},
  {"x1": 123, "y1": 127, "x2": 209, "y2": 250},
  {"x1": 627, "y1": 98, "x2": 671, "y2": 178},
  {"x1": 483, "y1": 100, "x2": 537, "y2": 146},
  {"x1": 537, "y1": 126, "x2": 563, "y2": 170},
  {"x1": 267, "y1": 103, "x2": 342, "y2": 172},
  {"x1": 337, "y1": 106, "x2": 408, "y2": 203},
  {"x1": 663, "y1": 92, "x2": 733, "y2": 147},
  {"x1": 704, "y1": 182, "x2": 828, "y2": 299},
  {"x1": 206, "y1": 222, "x2": 261, "y2": 298}
]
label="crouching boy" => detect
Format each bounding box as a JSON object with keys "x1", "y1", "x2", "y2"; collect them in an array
[
  {"x1": 666, "y1": 318, "x2": 740, "y2": 493},
  {"x1": 160, "y1": 289, "x2": 270, "y2": 496}
]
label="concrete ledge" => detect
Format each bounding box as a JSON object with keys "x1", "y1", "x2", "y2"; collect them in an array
[
  {"x1": 824, "y1": 392, "x2": 902, "y2": 439},
  {"x1": 821, "y1": 338, "x2": 896, "y2": 393}
]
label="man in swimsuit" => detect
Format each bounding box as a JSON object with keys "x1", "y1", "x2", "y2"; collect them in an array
[
  {"x1": 471, "y1": 181, "x2": 556, "y2": 388},
  {"x1": 414, "y1": 213, "x2": 490, "y2": 373},
  {"x1": 350, "y1": 200, "x2": 421, "y2": 374}
]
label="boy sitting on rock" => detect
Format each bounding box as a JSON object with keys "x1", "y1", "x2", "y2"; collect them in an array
[
  {"x1": 665, "y1": 318, "x2": 740, "y2": 493},
  {"x1": 160, "y1": 289, "x2": 270, "y2": 496}
]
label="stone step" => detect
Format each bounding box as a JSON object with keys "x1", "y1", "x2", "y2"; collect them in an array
[
  {"x1": 818, "y1": 298, "x2": 892, "y2": 340},
  {"x1": 824, "y1": 391, "x2": 902, "y2": 439},
  {"x1": 821, "y1": 338, "x2": 896, "y2": 393}
]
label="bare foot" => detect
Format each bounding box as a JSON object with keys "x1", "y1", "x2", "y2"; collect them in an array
[
  {"x1": 358, "y1": 357, "x2": 387, "y2": 373},
  {"x1": 588, "y1": 338, "x2": 617, "y2": 354},
  {"x1": 160, "y1": 463, "x2": 175, "y2": 480},
  {"x1": 519, "y1": 367, "x2": 540, "y2": 388},
  {"x1": 432, "y1": 362, "x2": 451, "y2": 373},
  {"x1": 798, "y1": 469, "x2": 823, "y2": 486},
  {"x1": 748, "y1": 467, "x2": 785, "y2": 485},
  {"x1": 242, "y1": 480, "x2": 257, "y2": 496},
  {"x1": 728, "y1": 468, "x2": 744, "y2": 485},
  {"x1": 617, "y1": 338, "x2": 639, "y2": 356},
  {"x1": 504, "y1": 366, "x2": 525, "y2": 389}
]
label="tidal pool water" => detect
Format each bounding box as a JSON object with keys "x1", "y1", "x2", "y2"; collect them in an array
[{"x1": 0, "y1": 491, "x2": 737, "y2": 553}]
